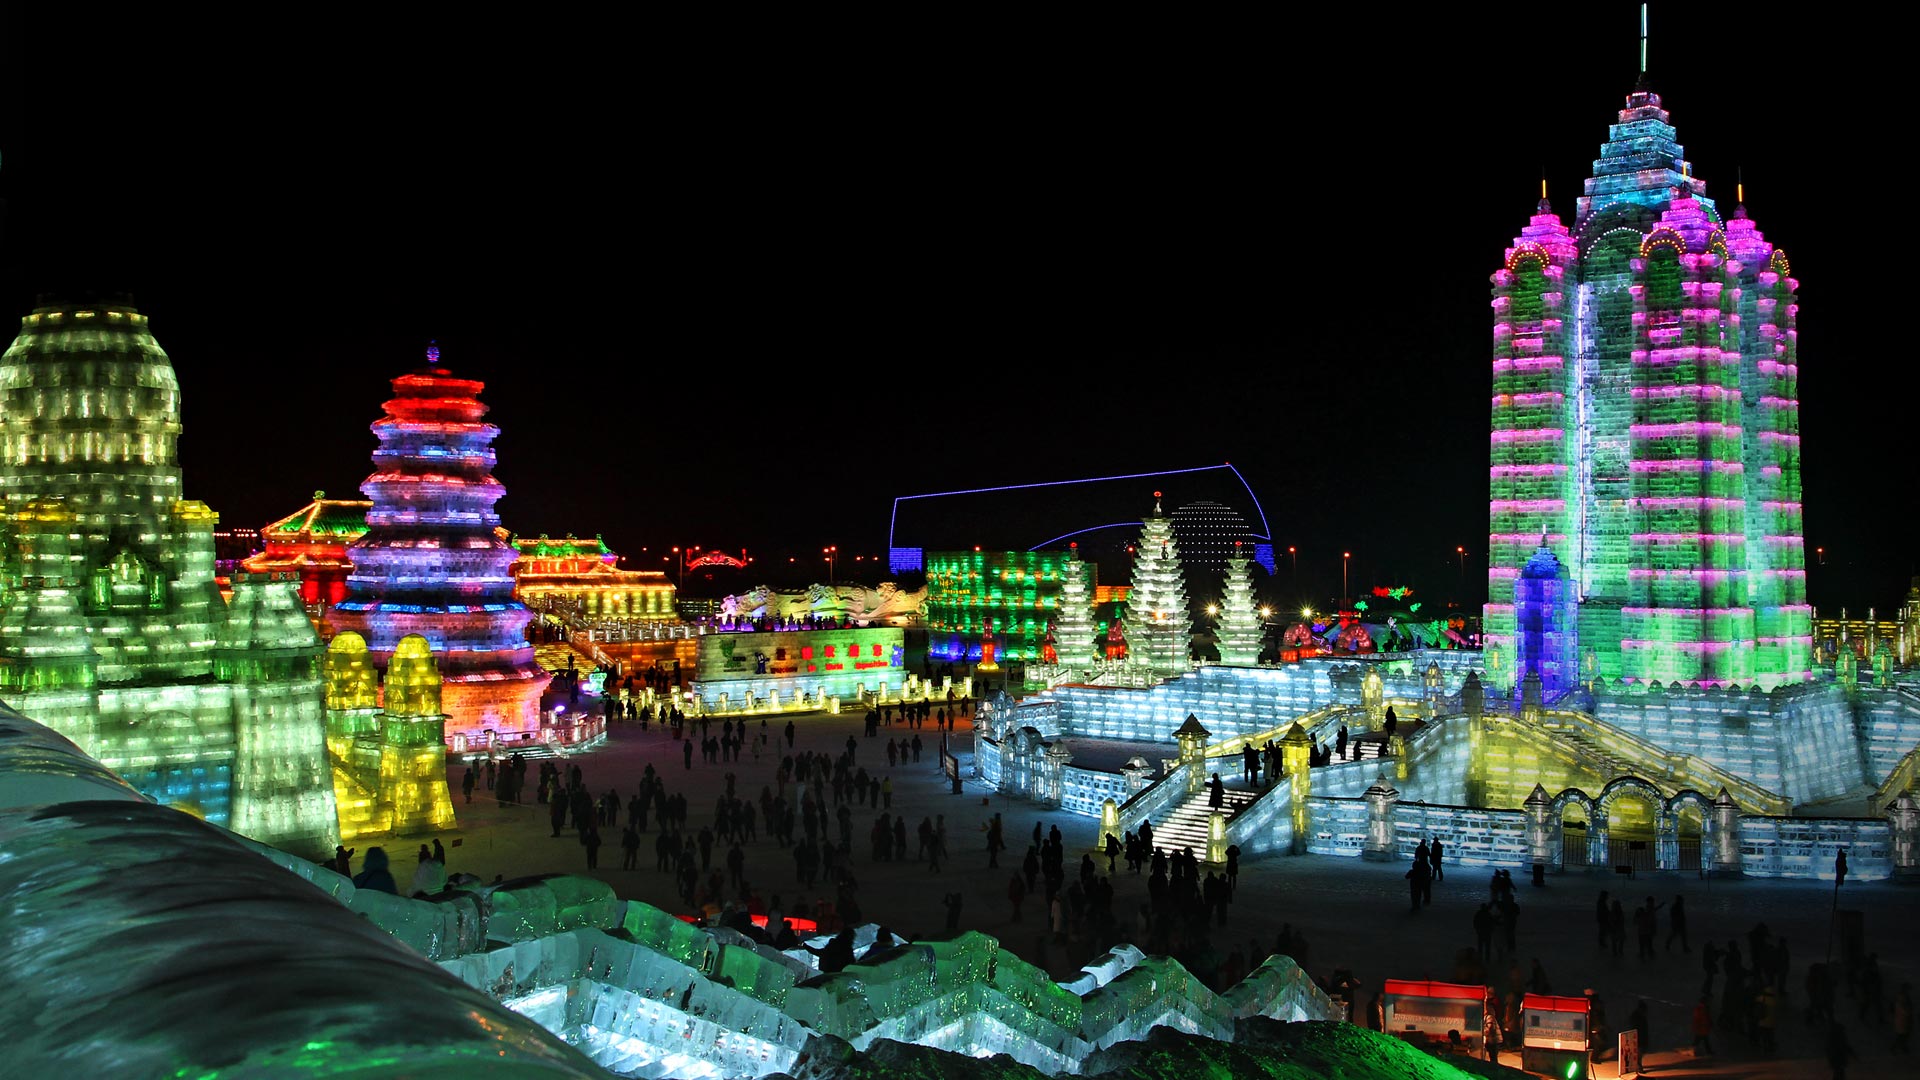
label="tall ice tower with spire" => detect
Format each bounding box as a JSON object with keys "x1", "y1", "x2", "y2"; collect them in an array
[{"x1": 1483, "y1": 13, "x2": 1811, "y2": 691}]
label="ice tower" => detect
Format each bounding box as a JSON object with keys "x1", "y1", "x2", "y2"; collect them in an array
[
  {"x1": 332, "y1": 346, "x2": 550, "y2": 742},
  {"x1": 1513, "y1": 544, "x2": 1579, "y2": 700},
  {"x1": 0, "y1": 301, "x2": 338, "y2": 858},
  {"x1": 1122, "y1": 493, "x2": 1192, "y2": 676},
  {"x1": 1485, "y1": 72, "x2": 1811, "y2": 690}
]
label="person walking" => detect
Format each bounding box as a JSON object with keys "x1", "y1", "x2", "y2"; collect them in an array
[
  {"x1": 582, "y1": 824, "x2": 601, "y2": 870},
  {"x1": 462, "y1": 765, "x2": 475, "y2": 804},
  {"x1": 621, "y1": 824, "x2": 640, "y2": 870},
  {"x1": 1691, "y1": 996, "x2": 1714, "y2": 1058},
  {"x1": 1667, "y1": 894, "x2": 1690, "y2": 952},
  {"x1": 1428, "y1": 837, "x2": 1445, "y2": 882}
]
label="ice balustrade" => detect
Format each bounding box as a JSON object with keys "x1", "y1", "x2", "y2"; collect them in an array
[
  {"x1": 973, "y1": 735, "x2": 1003, "y2": 786},
  {"x1": 1870, "y1": 743, "x2": 1920, "y2": 815},
  {"x1": 1304, "y1": 799, "x2": 1373, "y2": 858},
  {"x1": 1060, "y1": 764, "x2": 1131, "y2": 818},
  {"x1": 1222, "y1": 778, "x2": 1293, "y2": 856}
]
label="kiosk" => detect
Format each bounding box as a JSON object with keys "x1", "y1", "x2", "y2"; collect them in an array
[
  {"x1": 1521, "y1": 992, "x2": 1592, "y2": 1079},
  {"x1": 1381, "y1": 979, "x2": 1486, "y2": 1055}
]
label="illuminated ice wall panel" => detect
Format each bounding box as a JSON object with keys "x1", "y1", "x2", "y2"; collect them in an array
[
  {"x1": 1740, "y1": 817, "x2": 1891, "y2": 881},
  {"x1": 333, "y1": 346, "x2": 549, "y2": 741},
  {"x1": 1855, "y1": 689, "x2": 1920, "y2": 782},
  {"x1": 923, "y1": 550, "x2": 1079, "y2": 662},
  {"x1": 692, "y1": 627, "x2": 904, "y2": 709},
  {"x1": 1592, "y1": 687, "x2": 1784, "y2": 794},
  {"x1": 1489, "y1": 84, "x2": 1812, "y2": 690},
  {"x1": 1513, "y1": 546, "x2": 1579, "y2": 700}
]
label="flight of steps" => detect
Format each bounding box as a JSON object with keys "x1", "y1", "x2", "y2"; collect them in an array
[
  {"x1": 1543, "y1": 725, "x2": 1634, "y2": 780},
  {"x1": 1143, "y1": 784, "x2": 1263, "y2": 856}
]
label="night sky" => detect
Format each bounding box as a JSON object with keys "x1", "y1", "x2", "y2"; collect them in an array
[{"x1": 0, "y1": 7, "x2": 1908, "y2": 613}]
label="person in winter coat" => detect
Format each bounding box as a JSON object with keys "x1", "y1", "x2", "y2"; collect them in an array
[{"x1": 352, "y1": 846, "x2": 398, "y2": 894}]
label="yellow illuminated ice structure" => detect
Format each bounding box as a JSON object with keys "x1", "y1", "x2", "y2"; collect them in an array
[{"x1": 326, "y1": 633, "x2": 456, "y2": 839}]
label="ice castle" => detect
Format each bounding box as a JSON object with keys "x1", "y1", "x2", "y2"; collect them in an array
[{"x1": 0, "y1": 300, "x2": 339, "y2": 859}]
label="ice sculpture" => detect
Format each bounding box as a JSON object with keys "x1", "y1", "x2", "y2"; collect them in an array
[
  {"x1": 1484, "y1": 83, "x2": 1811, "y2": 690},
  {"x1": 1122, "y1": 495, "x2": 1193, "y2": 676},
  {"x1": 332, "y1": 345, "x2": 551, "y2": 742},
  {"x1": 0, "y1": 301, "x2": 339, "y2": 859}
]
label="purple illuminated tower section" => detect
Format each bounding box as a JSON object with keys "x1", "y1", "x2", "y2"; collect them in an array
[
  {"x1": 1484, "y1": 76, "x2": 1811, "y2": 691},
  {"x1": 333, "y1": 346, "x2": 550, "y2": 741}
]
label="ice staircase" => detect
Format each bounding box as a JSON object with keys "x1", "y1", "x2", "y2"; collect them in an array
[{"x1": 1143, "y1": 783, "x2": 1262, "y2": 857}]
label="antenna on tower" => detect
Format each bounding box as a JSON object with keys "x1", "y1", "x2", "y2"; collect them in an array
[
  {"x1": 1737, "y1": 165, "x2": 1745, "y2": 205},
  {"x1": 1639, "y1": 2, "x2": 1648, "y2": 76}
]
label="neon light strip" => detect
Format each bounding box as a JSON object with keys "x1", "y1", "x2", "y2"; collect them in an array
[
  {"x1": 1026, "y1": 522, "x2": 1145, "y2": 551},
  {"x1": 1489, "y1": 464, "x2": 1567, "y2": 477},
  {"x1": 1622, "y1": 608, "x2": 1755, "y2": 617},
  {"x1": 1632, "y1": 497, "x2": 1744, "y2": 509},
  {"x1": 1488, "y1": 534, "x2": 1567, "y2": 544},
  {"x1": 1491, "y1": 357, "x2": 1565, "y2": 373},
  {"x1": 1629, "y1": 385, "x2": 1739, "y2": 401},
  {"x1": 1630, "y1": 460, "x2": 1744, "y2": 473},
  {"x1": 889, "y1": 462, "x2": 1272, "y2": 552},
  {"x1": 1489, "y1": 430, "x2": 1565, "y2": 443},
  {"x1": 1630, "y1": 534, "x2": 1746, "y2": 543},
  {"x1": 1493, "y1": 392, "x2": 1567, "y2": 406},
  {"x1": 1630, "y1": 422, "x2": 1743, "y2": 438},
  {"x1": 1489, "y1": 499, "x2": 1566, "y2": 512},
  {"x1": 1629, "y1": 569, "x2": 1747, "y2": 578},
  {"x1": 1620, "y1": 641, "x2": 1735, "y2": 651}
]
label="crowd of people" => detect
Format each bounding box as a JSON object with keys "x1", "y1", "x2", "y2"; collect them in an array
[{"x1": 332, "y1": 679, "x2": 1914, "y2": 1076}]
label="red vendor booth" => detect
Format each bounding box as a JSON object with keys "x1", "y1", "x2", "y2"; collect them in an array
[
  {"x1": 1521, "y1": 992, "x2": 1592, "y2": 1079},
  {"x1": 1381, "y1": 979, "x2": 1487, "y2": 1055}
]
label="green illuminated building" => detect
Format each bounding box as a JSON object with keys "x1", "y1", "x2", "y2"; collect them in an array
[
  {"x1": 924, "y1": 549, "x2": 1089, "y2": 663},
  {"x1": 0, "y1": 301, "x2": 338, "y2": 858}
]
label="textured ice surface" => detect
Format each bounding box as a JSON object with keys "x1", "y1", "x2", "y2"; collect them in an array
[{"x1": 0, "y1": 798, "x2": 607, "y2": 1078}]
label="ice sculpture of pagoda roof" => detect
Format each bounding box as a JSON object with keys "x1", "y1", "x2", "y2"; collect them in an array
[
  {"x1": 260, "y1": 492, "x2": 373, "y2": 541},
  {"x1": 1520, "y1": 545, "x2": 1565, "y2": 580},
  {"x1": 512, "y1": 534, "x2": 614, "y2": 561}
]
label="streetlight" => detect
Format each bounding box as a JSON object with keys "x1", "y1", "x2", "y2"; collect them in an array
[
  {"x1": 1288, "y1": 546, "x2": 1297, "y2": 575},
  {"x1": 1817, "y1": 546, "x2": 1826, "y2": 565},
  {"x1": 670, "y1": 547, "x2": 681, "y2": 588},
  {"x1": 1342, "y1": 552, "x2": 1351, "y2": 606},
  {"x1": 824, "y1": 545, "x2": 837, "y2": 582},
  {"x1": 1457, "y1": 546, "x2": 1466, "y2": 595}
]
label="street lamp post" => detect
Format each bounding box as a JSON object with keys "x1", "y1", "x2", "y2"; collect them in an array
[
  {"x1": 1342, "y1": 552, "x2": 1351, "y2": 607},
  {"x1": 1457, "y1": 546, "x2": 1466, "y2": 596},
  {"x1": 824, "y1": 545, "x2": 837, "y2": 583},
  {"x1": 671, "y1": 547, "x2": 682, "y2": 589}
]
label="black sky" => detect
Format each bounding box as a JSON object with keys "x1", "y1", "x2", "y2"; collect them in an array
[{"x1": 0, "y1": 6, "x2": 1909, "y2": 612}]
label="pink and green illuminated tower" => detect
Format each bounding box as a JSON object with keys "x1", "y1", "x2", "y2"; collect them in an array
[
  {"x1": 332, "y1": 346, "x2": 550, "y2": 741},
  {"x1": 1485, "y1": 75, "x2": 1811, "y2": 691}
]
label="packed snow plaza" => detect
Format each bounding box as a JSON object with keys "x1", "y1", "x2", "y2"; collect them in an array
[{"x1": 6, "y1": 21, "x2": 1920, "y2": 1080}]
